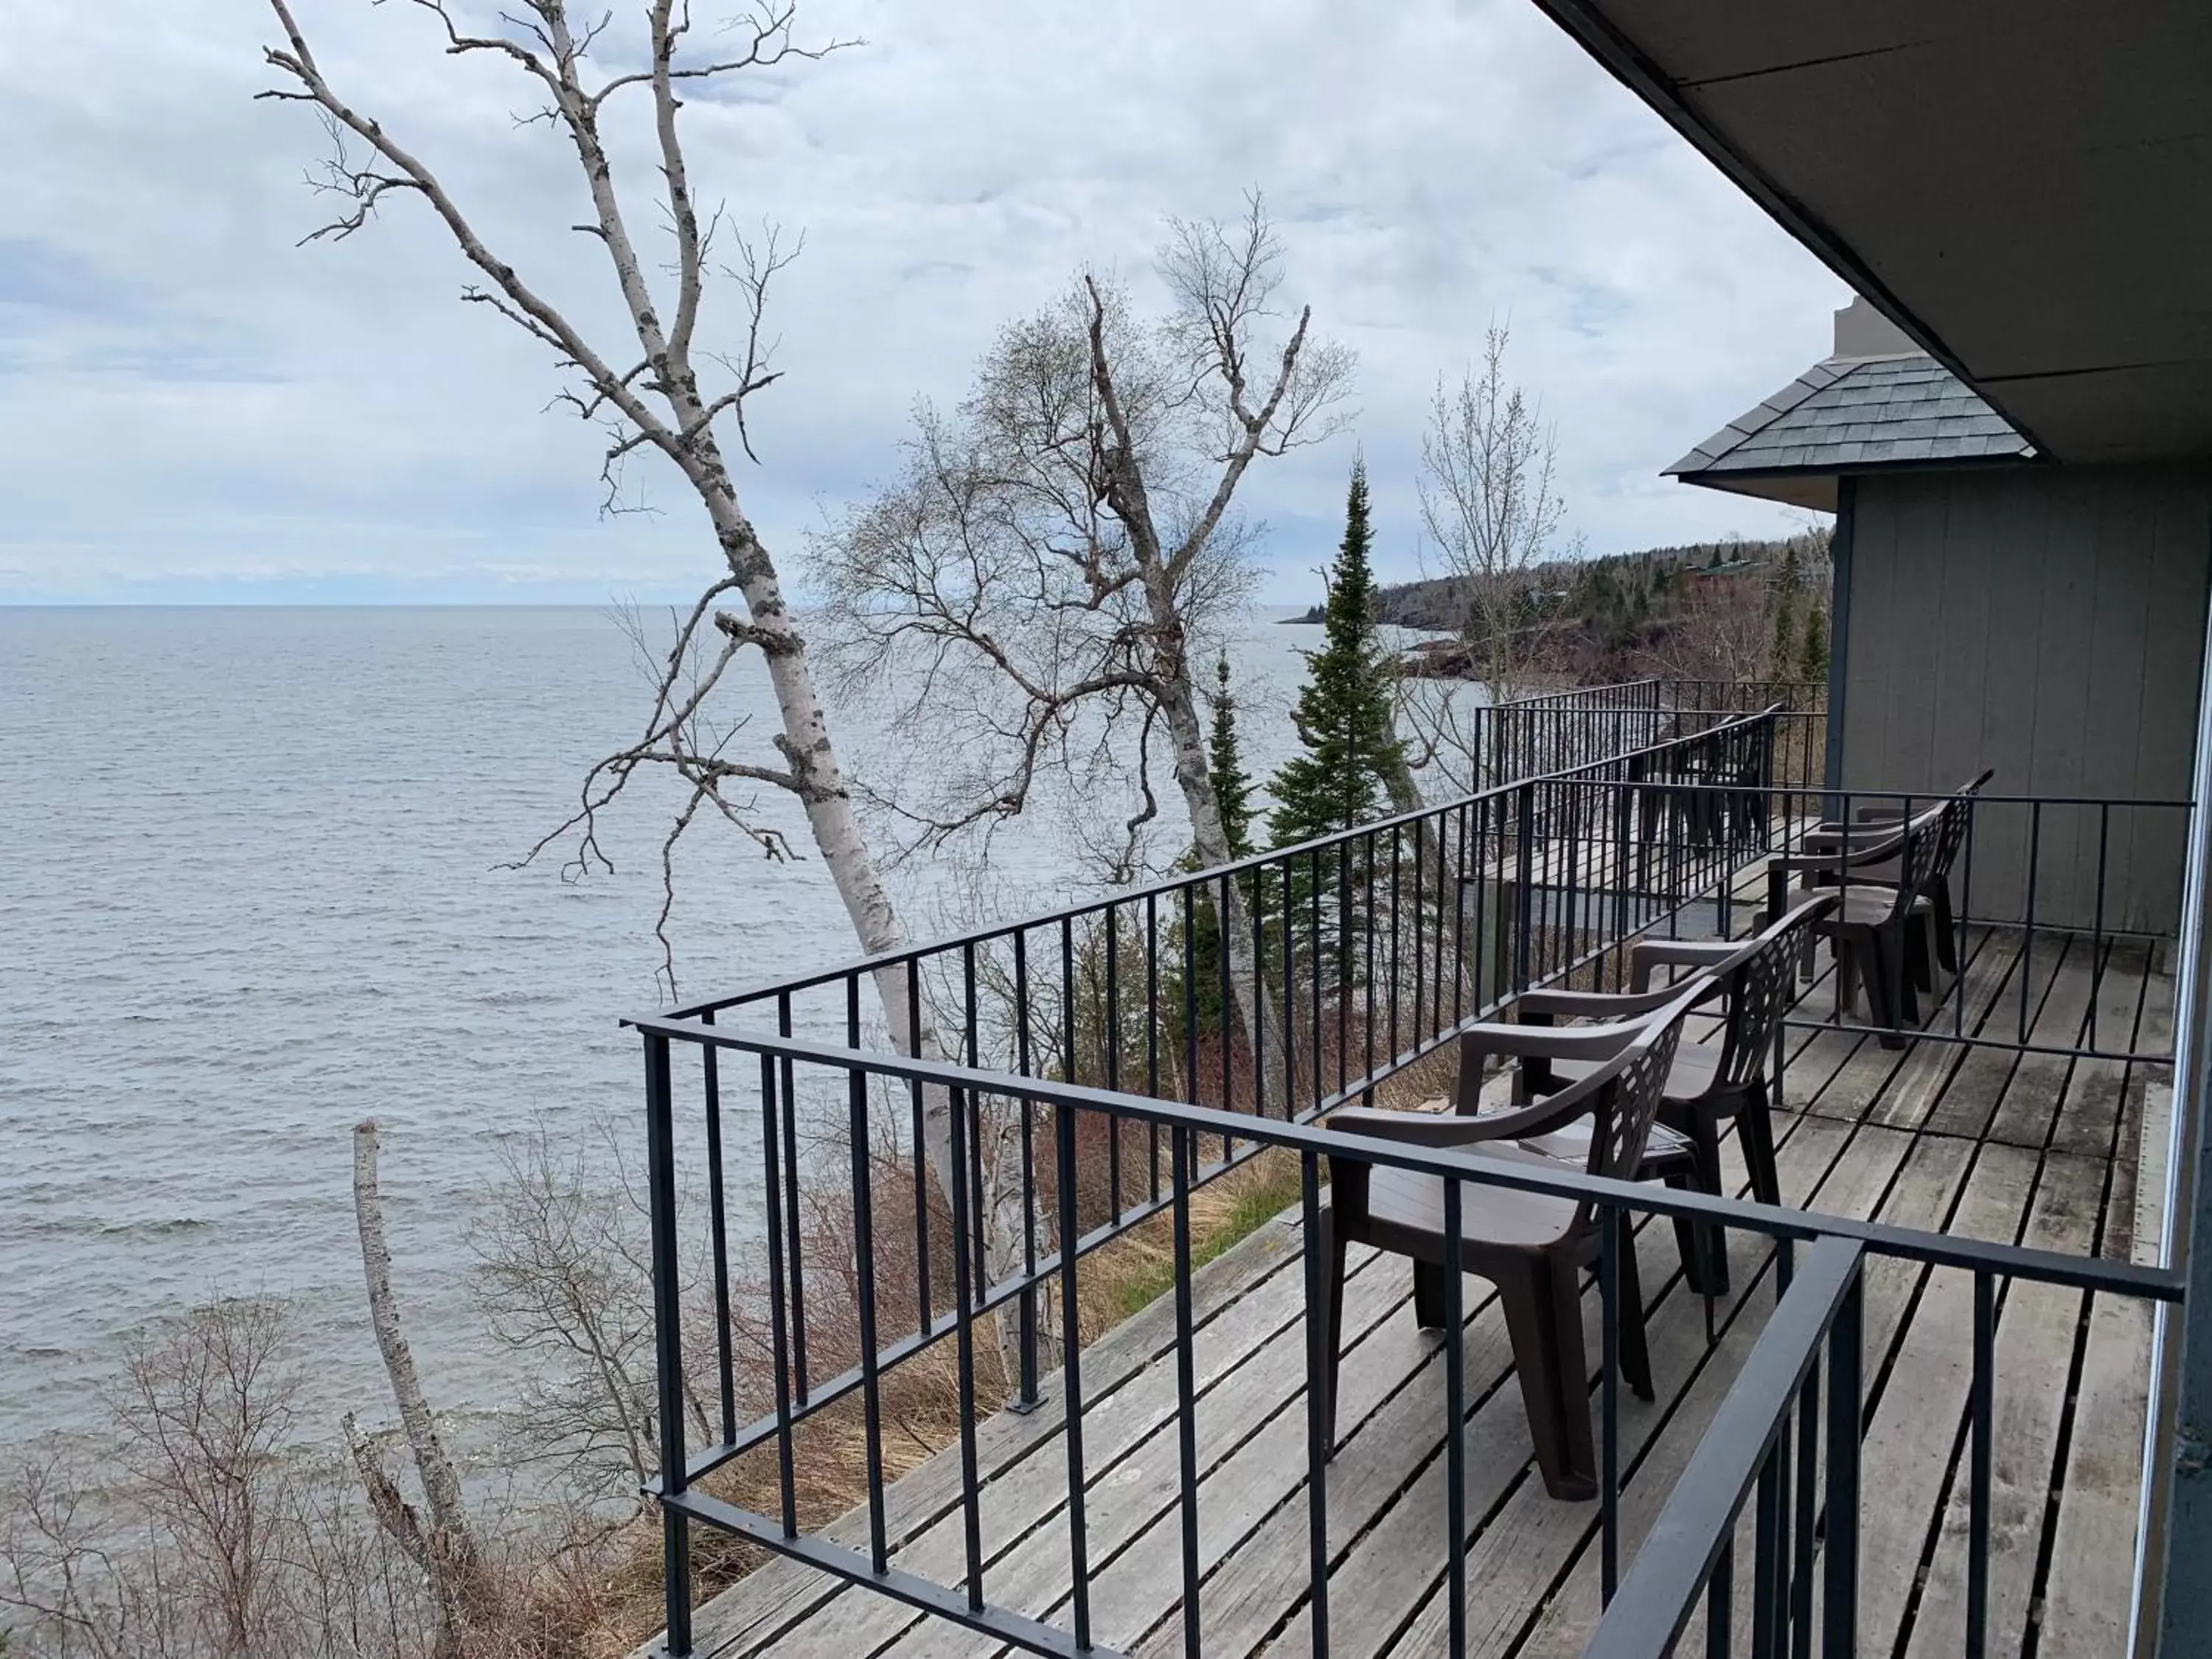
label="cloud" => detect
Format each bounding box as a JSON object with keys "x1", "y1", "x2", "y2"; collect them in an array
[{"x1": 0, "y1": 0, "x2": 1845, "y2": 603}]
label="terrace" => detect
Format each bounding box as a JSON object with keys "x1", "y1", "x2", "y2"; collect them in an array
[{"x1": 623, "y1": 687, "x2": 2186, "y2": 1659}]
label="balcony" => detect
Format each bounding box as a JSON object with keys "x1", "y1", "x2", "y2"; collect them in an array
[{"x1": 623, "y1": 689, "x2": 2186, "y2": 1658}]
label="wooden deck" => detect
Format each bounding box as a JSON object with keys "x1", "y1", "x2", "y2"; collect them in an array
[{"x1": 677, "y1": 926, "x2": 2172, "y2": 1659}]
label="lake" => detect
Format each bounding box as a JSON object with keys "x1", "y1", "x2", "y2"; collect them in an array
[{"x1": 0, "y1": 604, "x2": 1339, "y2": 1454}]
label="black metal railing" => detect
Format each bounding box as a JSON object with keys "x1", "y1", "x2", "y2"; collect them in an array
[
  {"x1": 672, "y1": 712, "x2": 1781, "y2": 1397},
  {"x1": 1585, "y1": 1235, "x2": 1865, "y2": 1659},
  {"x1": 623, "y1": 686, "x2": 2185, "y2": 1659},
  {"x1": 631, "y1": 1015, "x2": 2180, "y2": 1659},
  {"x1": 1756, "y1": 784, "x2": 2188, "y2": 1062},
  {"x1": 1450, "y1": 679, "x2": 1826, "y2": 797}
]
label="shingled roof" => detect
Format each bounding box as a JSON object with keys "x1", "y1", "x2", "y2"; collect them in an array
[{"x1": 1666, "y1": 352, "x2": 2034, "y2": 509}]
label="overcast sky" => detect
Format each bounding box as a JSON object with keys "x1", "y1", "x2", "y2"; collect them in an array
[{"x1": 0, "y1": 1, "x2": 1846, "y2": 605}]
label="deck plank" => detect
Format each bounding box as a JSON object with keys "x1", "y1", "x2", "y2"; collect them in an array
[
  {"x1": 1901, "y1": 1149, "x2": 2108, "y2": 1659},
  {"x1": 1369, "y1": 1116, "x2": 1910, "y2": 1659},
  {"x1": 1521, "y1": 1124, "x2": 1977, "y2": 1659},
  {"x1": 774, "y1": 1239, "x2": 1411, "y2": 1658},
  {"x1": 1987, "y1": 936, "x2": 2101, "y2": 1149},
  {"x1": 695, "y1": 1208, "x2": 1314, "y2": 1657},
  {"x1": 861, "y1": 1237, "x2": 1427, "y2": 1659},
  {"x1": 1851, "y1": 1141, "x2": 2047, "y2": 1659},
  {"x1": 671, "y1": 924, "x2": 2163, "y2": 1659}
]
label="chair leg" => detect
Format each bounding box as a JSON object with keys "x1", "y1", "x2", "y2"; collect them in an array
[
  {"x1": 1495, "y1": 1263, "x2": 1591, "y2": 1502},
  {"x1": 1932, "y1": 884, "x2": 1960, "y2": 973},
  {"x1": 1862, "y1": 929, "x2": 1906, "y2": 1048},
  {"x1": 1690, "y1": 1116, "x2": 1731, "y2": 1299},
  {"x1": 1665, "y1": 1171, "x2": 1709, "y2": 1298},
  {"x1": 1905, "y1": 914, "x2": 1934, "y2": 993},
  {"x1": 1834, "y1": 938, "x2": 1861, "y2": 1020},
  {"x1": 1413, "y1": 1259, "x2": 1448, "y2": 1331},
  {"x1": 1545, "y1": 1256, "x2": 1599, "y2": 1495},
  {"x1": 1740, "y1": 1086, "x2": 1783, "y2": 1208},
  {"x1": 1885, "y1": 925, "x2": 1920, "y2": 1029},
  {"x1": 1614, "y1": 1223, "x2": 1655, "y2": 1403}
]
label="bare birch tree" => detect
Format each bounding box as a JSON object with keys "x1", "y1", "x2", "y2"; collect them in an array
[
  {"x1": 1, "y1": 1299, "x2": 440, "y2": 1659},
  {"x1": 815, "y1": 195, "x2": 1354, "y2": 1102},
  {"x1": 1409, "y1": 323, "x2": 1576, "y2": 790},
  {"x1": 257, "y1": 3, "x2": 1026, "y2": 1382},
  {"x1": 349, "y1": 1123, "x2": 494, "y2": 1658}
]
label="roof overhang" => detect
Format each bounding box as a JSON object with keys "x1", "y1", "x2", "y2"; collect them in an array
[
  {"x1": 1528, "y1": 0, "x2": 2212, "y2": 466},
  {"x1": 1674, "y1": 454, "x2": 2037, "y2": 512}
]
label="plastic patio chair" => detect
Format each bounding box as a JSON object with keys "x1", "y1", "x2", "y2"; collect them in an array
[{"x1": 1315, "y1": 984, "x2": 1700, "y2": 1500}]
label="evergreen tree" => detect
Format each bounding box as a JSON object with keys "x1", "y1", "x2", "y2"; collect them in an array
[
  {"x1": 1269, "y1": 461, "x2": 1402, "y2": 847},
  {"x1": 1206, "y1": 654, "x2": 1256, "y2": 860},
  {"x1": 1770, "y1": 588, "x2": 1798, "y2": 679},
  {"x1": 1268, "y1": 461, "x2": 1402, "y2": 992},
  {"x1": 1798, "y1": 605, "x2": 1830, "y2": 686}
]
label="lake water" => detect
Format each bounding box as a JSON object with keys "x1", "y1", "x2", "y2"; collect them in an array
[{"x1": 0, "y1": 605, "x2": 1332, "y2": 1455}]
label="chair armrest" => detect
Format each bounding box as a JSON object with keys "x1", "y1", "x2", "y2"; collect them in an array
[
  {"x1": 1768, "y1": 830, "x2": 1907, "y2": 877},
  {"x1": 1454, "y1": 1015, "x2": 1648, "y2": 1113},
  {"x1": 1322, "y1": 1107, "x2": 1492, "y2": 1149},
  {"x1": 1627, "y1": 939, "x2": 1741, "y2": 994},
  {"x1": 1514, "y1": 978, "x2": 1708, "y2": 1020}
]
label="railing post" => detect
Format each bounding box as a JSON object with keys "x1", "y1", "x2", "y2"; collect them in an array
[
  {"x1": 1823, "y1": 1273, "x2": 1863, "y2": 1658},
  {"x1": 644, "y1": 1031, "x2": 693, "y2": 1658},
  {"x1": 1514, "y1": 782, "x2": 1536, "y2": 992}
]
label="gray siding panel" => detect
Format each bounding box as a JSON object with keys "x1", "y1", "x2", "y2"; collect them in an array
[{"x1": 1839, "y1": 465, "x2": 2211, "y2": 933}]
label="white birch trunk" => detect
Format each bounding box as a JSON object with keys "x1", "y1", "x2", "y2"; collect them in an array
[{"x1": 350, "y1": 1121, "x2": 487, "y2": 1656}]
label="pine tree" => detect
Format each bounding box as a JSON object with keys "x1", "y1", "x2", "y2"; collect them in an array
[
  {"x1": 1267, "y1": 461, "x2": 1402, "y2": 991},
  {"x1": 1206, "y1": 653, "x2": 1256, "y2": 860},
  {"x1": 1798, "y1": 605, "x2": 1830, "y2": 686},
  {"x1": 1269, "y1": 461, "x2": 1402, "y2": 847},
  {"x1": 1770, "y1": 588, "x2": 1798, "y2": 679}
]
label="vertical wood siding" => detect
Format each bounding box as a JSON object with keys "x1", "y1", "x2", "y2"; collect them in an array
[{"x1": 1840, "y1": 465, "x2": 2212, "y2": 932}]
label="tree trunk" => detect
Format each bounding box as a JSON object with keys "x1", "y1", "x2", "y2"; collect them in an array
[{"x1": 351, "y1": 1122, "x2": 490, "y2": 1658}]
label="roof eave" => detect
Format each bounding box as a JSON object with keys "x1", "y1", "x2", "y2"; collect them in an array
[{"x1": 1671, "y1": 451, "x2": 2047, "y2": 511}]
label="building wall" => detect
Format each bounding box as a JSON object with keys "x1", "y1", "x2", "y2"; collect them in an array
[{"x1": 1837, "y1": 464, "x2": 2212, "y2": 933}]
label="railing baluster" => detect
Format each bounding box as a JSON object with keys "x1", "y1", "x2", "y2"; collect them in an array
[
  {"x1": 849, "y1": 1053, "x2": 888, "y2": 1573},
  {"x1": 701, "y1": 1013, "x2": 735, "y2": 1448},
  {"x1": 1602, "y1": 1201, "x2": 1621, "y2": 1605},
  {"x1": 1254, "y1": 863, "x2": 1270, "y2": 1119},
  {"x1": 1015, "y1": 931, "x2": 1040, "y2": 1412},
  {"x1": 1219, "y1": 871, "x2": 1234, "y2": 1138},
  {"x1": 1790, "y1": 1363, "x2": 1818, "y2": 1659},
  {"x1": 1301, "y1": 1150, "x2": 1332, "y2": 1656},
  {"x1": 1173, "y1": 1126, "x2": 1202, "y2": 1659},
  {"x1": 1967, "y1": 1270, "x2": 1995, "y2": 1659},
  {"x1": 1823, "y1": 1274, "x2": 1863, "y2": 1658},
  {"x1": 947, "y1": 1084, "x2": 984, "y2": 1611},
  {"x1": 1363, "y1": 830, "x2": 1377, "y2": 1083},
  {"x1": 758, "y1": 1051, "x2": 798, "y2": 1537},
  {"x1": 1311, "y1": 845, "x2": 1324, "y2": 1113},
  {"x1": 2092, "y1": 804, "x2": 2109, "y2": 1051},
  {"x1": 1106, "y1": 904, "x2": 1122, "y2": 1219},
  {"x1": 1389, "y1": 827, "x2": 1402, "y2": 1060},
  {"x1": 1754, "y1": 1441, "x2": 1781, "y2": 1659},
  {"x1": 1708, "y1": 1539, "x2": 1734, "y2": 1659},
  {"x1": 779, "y1": 990, "x2": 807, "y2": 1405},
  {"x1": 1056, "y1": 1092, "x2": 1093, "y2": 1652},
  {"x1": 1147, "y1": 892, "x2": 1162, "y2": 1203},
  {"x1": 910, "y1": 967, "x2": 931, "y2": 1339},
  {"x1": 2023, "y1": 801, "x2": 2042, "y2": 1045},
  {"x1": 643, "y1": 1032, "x2": 692, "y2": 1659},
  {"x1": 1445, "y1": 1176, "x2": 1469, "y2": 1659},
  {"x1": 1337, "y1": 838, "x2": 1351, "y2": 1102}
]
